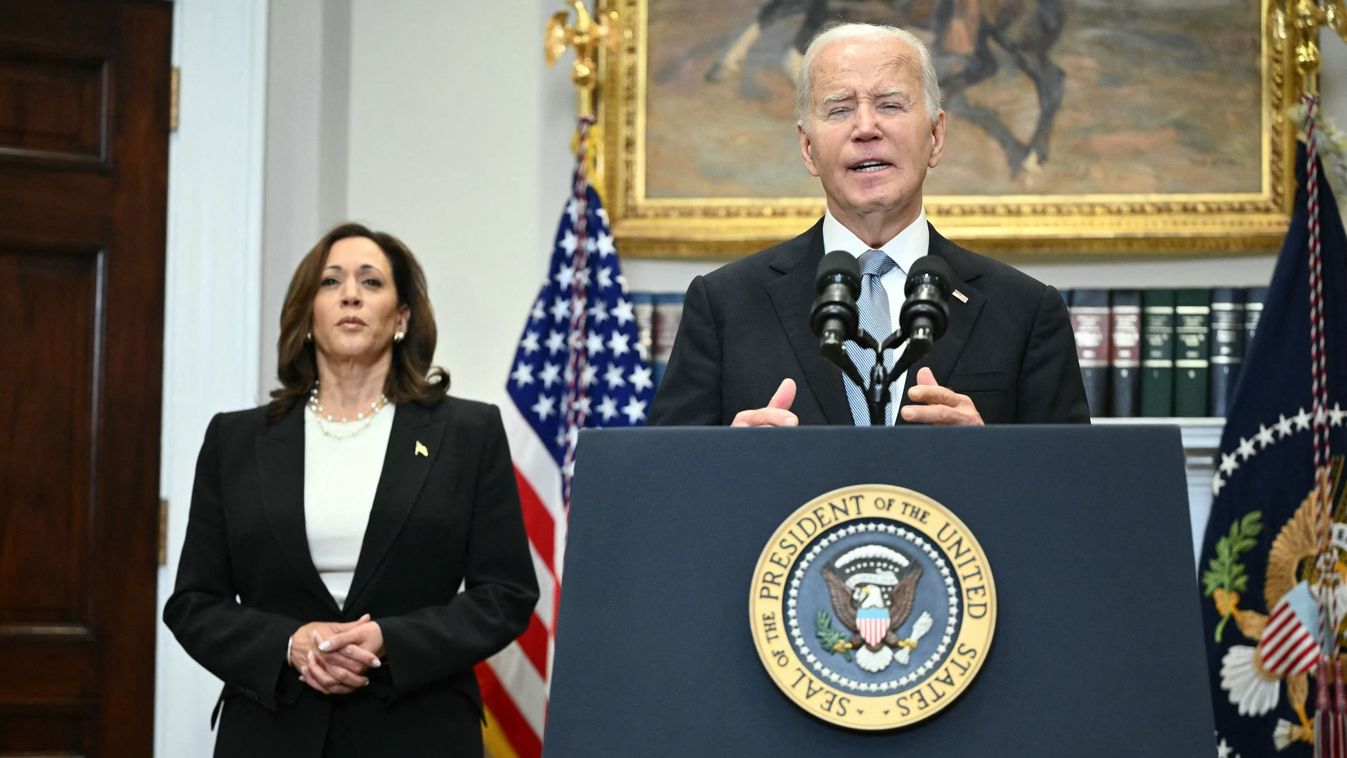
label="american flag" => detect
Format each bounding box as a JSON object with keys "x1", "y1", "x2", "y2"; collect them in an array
[{"x1": 476, "y1": 121, "x2": 655, "y2": 758}]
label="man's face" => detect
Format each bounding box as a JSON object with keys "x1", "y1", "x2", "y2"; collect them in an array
[{"x1": 798, "y1": 36, "x2": 945, "y2": 233}]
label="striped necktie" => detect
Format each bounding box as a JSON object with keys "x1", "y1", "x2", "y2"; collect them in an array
[{"x1": 845, "y1": 250, "x2": 898, "y2": 426}]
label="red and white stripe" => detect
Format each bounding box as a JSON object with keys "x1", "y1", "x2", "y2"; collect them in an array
[
  {"x1": 477, "y1": 399, "x2": 568, "y2": 758},
  {"x1": 858, "y1": 616, "x2": 888, "y2": 649},
  {"x1": 1259, "y1": 596, "x2": 1321, "y2": 676}
]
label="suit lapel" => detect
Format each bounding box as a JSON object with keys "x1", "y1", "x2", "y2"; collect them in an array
[
  {"x1": 899, "y1": 226, "x2": 987, "y2": 408},
  {"x1": 766, "y1": 221, "x2": 854, "y2": 425},
  {"x1": 255, "y1": 404, "x2": 340, "y2": 614},
  {"x1": 344, "y1": 401, "x2": 442, "y2": 611}
]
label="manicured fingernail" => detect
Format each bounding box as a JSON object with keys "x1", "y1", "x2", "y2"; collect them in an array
[
  {"x1": 362, "y1": 678, "x2": 370, "y2": 687},
  {"x1": 318, "y1": 640, "x2": 332, "y2": 652},
  {"x1": 371, "y1": 658, "x2": 382, "y2": 668}
]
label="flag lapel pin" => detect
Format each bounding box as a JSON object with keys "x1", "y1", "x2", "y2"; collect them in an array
[{"x1": 415, "y1": 441, "x2": 429, "y2": 457}]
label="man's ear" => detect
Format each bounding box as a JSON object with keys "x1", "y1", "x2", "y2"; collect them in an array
[
  {"x1": 798, "y1": 123, "x2": 820, "y2": 178},
  {"x1": 928, "y1": 110, "x2": 946, "y2": 169}
]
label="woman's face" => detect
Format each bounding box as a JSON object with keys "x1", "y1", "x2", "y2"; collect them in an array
[{"x1": 311, "y1": 236, "x2": 409, "y2": 367}]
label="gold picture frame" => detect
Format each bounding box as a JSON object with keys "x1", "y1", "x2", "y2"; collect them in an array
[{"x1": 597, "y1": 0, "x2": 1295, "y2": 258}]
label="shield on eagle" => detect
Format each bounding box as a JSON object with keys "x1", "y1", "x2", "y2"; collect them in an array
[{"x1": 857, "y1": 606, "x2": 890, "y2": 648}]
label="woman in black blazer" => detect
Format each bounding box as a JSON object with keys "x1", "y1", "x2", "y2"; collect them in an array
[{"x1": 164, "y1": 223, "x2": 539, "y2": 757}]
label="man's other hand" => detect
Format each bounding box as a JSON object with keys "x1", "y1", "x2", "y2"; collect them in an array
[{"x1": 901, "y1": 367, "x2": 984, "y2": 425}]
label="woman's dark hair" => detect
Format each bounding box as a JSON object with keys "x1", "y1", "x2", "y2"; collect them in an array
[{"x1": 266, "y1": 222, "x2": 448, "y2": 422}]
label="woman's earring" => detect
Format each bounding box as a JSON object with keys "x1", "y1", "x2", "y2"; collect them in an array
[
  {"x1": 305, "y1": 331, "x2": 313, "y2": 342},
  {"x1": 394, "y1": 330, "x2": 405, "y2": 344}
]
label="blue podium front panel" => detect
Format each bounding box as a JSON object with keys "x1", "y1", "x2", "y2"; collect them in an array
[{"x1": 545, "y1": 426, "x2": 1213, "y2": 757}]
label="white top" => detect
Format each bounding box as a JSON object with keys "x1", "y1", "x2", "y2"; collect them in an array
[
  {"x1": 303, "y1": 404, "x2": 395, "y2": 609},
  {"x1": 822, "y1": 208, "x2": 930, "y2": 423}
]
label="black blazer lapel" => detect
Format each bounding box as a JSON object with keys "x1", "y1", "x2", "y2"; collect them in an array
[
  {"x1": 766, "y1": 221, "x2": 854, "y2": 425},
  {"x1": 255, "y1": 404, "x2": 341, "y2": 614},
  {"x1": 344, "y1": 401, "x2": 442, "y2": 611},
  {"x1": 900, "y1": 227, "x2": 987, "y2": 405}
]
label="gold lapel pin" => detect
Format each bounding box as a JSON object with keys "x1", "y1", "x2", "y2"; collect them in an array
[
  {"x1": 952, "y1": 289, "x2": 969, "y2": 304},
  {"x1": 415, "y1": 441, "x2": 429, "y2": 457}
]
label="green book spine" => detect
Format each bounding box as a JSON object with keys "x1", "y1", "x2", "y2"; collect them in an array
[
  {"x1": 1140, "y1": 289, "x2": 1176, "y2": 417},
  {"x1": 1174, "y1": 288, "x2": 1212, "y2": 416}
]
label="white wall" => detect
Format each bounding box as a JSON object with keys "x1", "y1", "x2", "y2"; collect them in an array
[
  {"x1": 259, "y1": 0, "x2": 352, "y2": 397},
  {"x1": 260, "y1": 0, "x2": 575, "y2": 409},
  {"x1": 340, "y1": 0, "x2": 576, "y2": 406},
  {"x1": 158, "y1": 1, "x2": 267, "y2": 755}
]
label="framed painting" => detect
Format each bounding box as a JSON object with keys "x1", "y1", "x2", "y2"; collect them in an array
[{"x1": 596, "y1": 0, "x2": 1296, "y2": 257}]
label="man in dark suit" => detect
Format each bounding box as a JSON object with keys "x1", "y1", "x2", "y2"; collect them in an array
[{"x1": 650, "y1": 22, "x2": 1088, "y2": 427}]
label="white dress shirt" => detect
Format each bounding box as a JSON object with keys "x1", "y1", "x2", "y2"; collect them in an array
[{"x1": 303, "y1": 405, "x2": 394, "y2": 609}]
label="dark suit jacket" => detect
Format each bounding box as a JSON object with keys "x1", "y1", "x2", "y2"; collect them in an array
[
  {"x1": 163, "y1": 396, "x2": 539, "y2": 758},
  {"x1": 649, "y1": 220, "x2": 1089, "y2": 425}
]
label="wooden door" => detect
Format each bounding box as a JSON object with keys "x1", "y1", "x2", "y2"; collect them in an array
[{"x1": 0, "y1": 1, "x2": 171, "y2": 754}]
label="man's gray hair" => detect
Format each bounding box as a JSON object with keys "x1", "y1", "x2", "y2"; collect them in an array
[{"x1": 794, "y1": 23, "x2": 943, "y2": 130}]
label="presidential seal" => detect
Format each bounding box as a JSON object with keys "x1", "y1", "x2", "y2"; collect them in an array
[{"x1": 749, "y1": 484, "x2": 996, "y2": 730}]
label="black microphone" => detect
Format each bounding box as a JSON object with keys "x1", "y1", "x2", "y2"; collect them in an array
[
  {"x1": 900, "y1": 256, "x2": 952, "y2": 346},
  {"x1": 810, "y1": 251, "x2": 860, "y2": 350}
]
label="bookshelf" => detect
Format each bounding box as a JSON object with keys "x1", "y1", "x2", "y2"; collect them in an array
[{"x1": 1094, "y1": 417, "x2": 1223, "y2": 571}]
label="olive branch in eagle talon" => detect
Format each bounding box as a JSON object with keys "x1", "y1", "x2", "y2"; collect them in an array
[
  {"x1": 1202, "y1": 511, "x2": 1263, "y2": 643},
  {"x1": 815, "y1": 610, "x2": 854, "y2": 660}
]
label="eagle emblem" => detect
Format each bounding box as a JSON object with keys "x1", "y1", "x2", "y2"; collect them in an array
[
  {"x1": 751, "y1": 484, "x2": 996, "y2": 730},
  {"x1": 1209, "y1": 458, "x2": 1347, "y2": 750},
  {"x1": 821, "y1": 545, "x2": 934, "y2": 673}
]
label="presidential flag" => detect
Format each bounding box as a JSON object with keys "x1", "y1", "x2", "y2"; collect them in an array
[
  {"x1": 476, "y1": 120, "x2": 655, "y2": 758},
  {"x1": 1201, "y1": 130, "x2": 1347, "y2": 756}
]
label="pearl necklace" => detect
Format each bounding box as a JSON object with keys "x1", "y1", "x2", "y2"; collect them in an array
[{"x1": 307, "y1": 381, "x2": 390, "y2": 440}]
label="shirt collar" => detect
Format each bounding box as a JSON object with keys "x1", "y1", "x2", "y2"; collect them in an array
[{"x1": 821, "y1": 209, "x2": 928, "y2": 275}]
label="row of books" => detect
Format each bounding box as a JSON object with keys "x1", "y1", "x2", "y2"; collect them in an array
[
  {"x1": 1066, "y1": 287, "x2": 1268, "y2": 419},
  {"x1": 632, "y1": 285, "x2": 1267, "y2": 420}
]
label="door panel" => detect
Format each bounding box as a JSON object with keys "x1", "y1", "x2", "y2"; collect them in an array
[
  {"x1": 0, "y1": 52, "x2": 108, "y2": 162},
  {"x1": 0, "y1": 1, "x2": 170, "y2": 755},
  {"x1": 0, "y1": 251, "x2": 98, "y2": 621}
]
